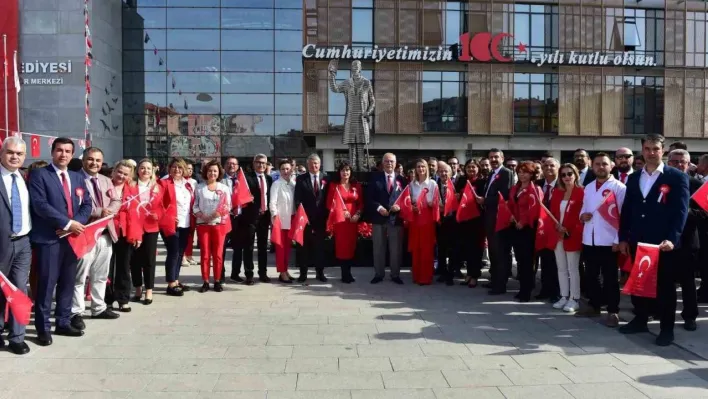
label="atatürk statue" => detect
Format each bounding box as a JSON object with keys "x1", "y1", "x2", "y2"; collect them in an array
[{"x1": 328, "y1": 59, "x2": 375, "y2": 171}]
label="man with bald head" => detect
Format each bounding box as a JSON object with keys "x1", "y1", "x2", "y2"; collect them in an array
[{"x1": 612, "y1": 148, "x2": 634, "y2": 184}]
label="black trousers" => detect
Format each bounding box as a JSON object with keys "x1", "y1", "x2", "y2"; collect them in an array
[
  {"x1": 511, "y1": 226, "x2": 536, "y2": 298},
  {"x1": 697, "y1": 240, "x2": 708, "y2": 301},
  {"x1": 538, "y1": 248, "x2": 560, "y2": 298},
  {"x1": 437, "y1": 218, "x2": 459, "y2": 282},
  {"x1": 131, "y1": 231, "x2": 158, "y2": 289},
  {"x1": 337, "y1": 258, "x2": 354, "y2": 279},
  {"x1": 583, "y1": 245, "x2": 619, "y2": 314},
  {"x1": 296, "y1": 226, "x2": 325, "y2": 274},
  {"x1": 485, "y1": 214, "x2": 513, "y2": 291},
  {"x1": 229, "y1": 215, "x2": 250, "y2": 278},
  {"x1": 458, "y1": 219, "x2": 484, "y2": 279},
  {"x1": 111, "y1": 237, "x2": 135, "y2": 305},
  {"x1": 631, "y1": 249, "x2": 698, "y2": 332},
  {"x1": 243, "y1": 213, "x2": 270, "y2": 278}
]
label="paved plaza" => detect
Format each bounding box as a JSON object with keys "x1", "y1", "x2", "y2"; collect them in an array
[{"x1": 2, "y1": 246, "x2": 708, "y2": 399}]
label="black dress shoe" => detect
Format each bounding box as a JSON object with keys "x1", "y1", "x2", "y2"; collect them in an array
[
  {"x1": 245, "y1": 278, "x2": 255, "y2": 286},
  {"x1": 54, "y1": 326, "x2": 84, "y2": 337},
  {"x1": 117, "y1": 304, "x2": 132, "y2": 313},
  {"x1": 199, "y1": 282, "x2": 210, "y2": 293},
  {"x1": 143, "y1": 298, "x2": 153, "y2": 305},
  {"x1": 297, "y1": 274, "x2": 307, "y2": 283},
  {"x1": 655, "y1": 331, "x2": 674, "y2": 347},
  {"x1": 8, "y1": 341, "x2": 30, "y2": 355},
  {"x1": 259, "y1": 275, "x2": 271, "y2": 283},
  {"x1": 37, "y1": 332, "x2": 53, "y2": 346},
  {"x1": 178, "y1": 283, "x2": 191, "y2": 292},
  {"x1": 214, "y1": 282, "x2": 224, "y2": 292},
  {"x1": 92, "y1": 309, "x2": 120, "y2": 319},
  {"x1": 316, "y1": 273, "x2": 328, "y2": 283},
  {"x1": 370, "y1": 276, "x2": 383, "y2": 284},
  {"x1": 684, "y1": 319, "x2": 698, "y2": 331},
  {"x1": 341, "y1": 275, "x2": 355, "y2": 284},
  {"x1": 391, "y1": 277, "x2": 404, "y2": 285},
  {"x1": 130, "y1": 295, "x2": 142, "y2": 303},
  {"x1": 166, "y1": 286, "x2": 184, "y2": 296},
  {"x1": 488, "y1": 289, "x2": 507, "y2": 295},
  {"x1": 230, "y1": 275, "x2": 244, "y2": 283},
  {"x1": 436, "y1": 275, "x2": 447, "y2": 283},
  {"x1": 618, "y1": 318, "x2": 649, "y2": 334},
  {"x1": 71, "y1": 315, "x2": 86, "y2": 331},
  {"x1": 278, "y1": 277, "x2": 294, "y2": 284}
]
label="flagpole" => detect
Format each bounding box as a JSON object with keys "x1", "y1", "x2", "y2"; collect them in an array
[
  {"x1": 2, "y1": 34, "x2": 8, "y2": 139},
  {"x1": 13, "y1": 50, "x2": 19, "y2": 134}
]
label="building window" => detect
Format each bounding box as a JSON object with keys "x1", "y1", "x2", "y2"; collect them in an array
[
  {"x1": 623, "y1": 76, "x2": 664, "y2": 135},
  {"x1": 607, "y1": 9, "x2": 664, "y2": 66},
  {"x1": 513, "y1": 4, "x2": 558, "y2": 55},
  {"x1": 422, "y1": 71, "x2": 467, "y2": 133},
  {"x1": 513, "y1": 73, "x2": 558, "y2": 133}
]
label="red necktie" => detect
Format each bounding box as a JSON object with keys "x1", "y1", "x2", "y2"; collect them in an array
[
  {"x1": 61, "y1": 172, "x2": 74, "y2": 218},
  {"x1": 259, "y1": 175, "x2": 266, "y2": 212},
  {"x1": 620, "y1": 172, "x2": 627, "y2": 184},
  {"x1": 92, "y1": 177, "x2": 103, "y2": 208},
  {"x1": 387, "y1": 175, "x2": 392, "y2": 193},
  {"x1": 313, "y1": 175, "x2": 319, "y2": 196}
]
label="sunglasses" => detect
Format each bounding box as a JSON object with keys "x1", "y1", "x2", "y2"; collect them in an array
[
  {"x1": 560, "y1": 172, "x2": 574, "y2": 178},
  {"x1": 616, "y1": 154, "x2": 632, "y2": 160}
]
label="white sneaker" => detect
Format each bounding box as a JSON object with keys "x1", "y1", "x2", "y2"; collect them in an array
[
  {"x1": 563, "y1": 299, "x2": 579, "y2": 313},
  {"x1": 181, "y1": 259, "x2": 191, "y2": 267},
  {"x1": 552, "y1": 297, "x2": 568, "y2": 309}
]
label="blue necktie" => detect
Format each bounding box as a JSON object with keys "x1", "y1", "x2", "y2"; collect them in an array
[{"x1": 11, "y1": 174, "x2": 22, "y2": 234}]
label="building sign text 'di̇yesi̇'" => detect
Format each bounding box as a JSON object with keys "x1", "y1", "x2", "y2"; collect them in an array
[
  {"x1": 302, "y1": 32, "x2": 657, "y2": 67},
  {"x1": 20, "y1": 60, "x2": 73, "y2": 85}
]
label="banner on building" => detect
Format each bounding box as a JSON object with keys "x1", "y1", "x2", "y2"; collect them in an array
[{"x1": 0, "y1": 0, "x2": 19, "y2": 142}]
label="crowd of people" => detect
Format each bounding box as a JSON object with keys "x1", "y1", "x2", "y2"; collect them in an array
[{"x1": 0, "y1": 133, "x2": 706, "y2": 356}]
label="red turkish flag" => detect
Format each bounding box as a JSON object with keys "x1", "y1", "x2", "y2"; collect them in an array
[
  {"x1": 289, "y1": 204, "x2": 309, "y2": 246},
  {"x1": 619, "y1": 252, "x2": 632, "y2": 273},
  {"x1": 415, "y1": 188, "x2": 437, "y2": 225},
  {"x1": 597, "y1": 190, "x2": 620, "y2": 230},
  {"x1": 392, "y1": 185, "x2": 413, "y2": 222},
  {"x1": 456, "y1": 182, "x2": 480, "y2": 222},
  {"x1": 271, "y1": 215, "x2": 283, "y2": 248},
  {"x1": 535, "y1": 205, "x2": 558, "y2": 251},
  {"x1": 30, "y1": 135, "x2": 40, "y2": 157},
  {"x1": 622, "y1": 243, "x2": 660, "y2": 298},
  {"x1": 690, "y1": 181, "x2": 708, "y2": 212},
  {"x1": 0, "y1": 271, "x2": 32, "y2": 326},
  {"x1": 443, "y1": 181, "x2": 459, "y2": 217},
  {"x1": 67, "y1": 217, "x2": 112, "y2": 259},
  {"x1": 495, "y1": 192, "x2": 513, "y2": 232},
  {"x1": 231, "y1": 168, "x2": 253, "y2": 209}
]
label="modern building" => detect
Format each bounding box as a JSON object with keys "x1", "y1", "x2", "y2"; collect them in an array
[{"x1": 8, "y1": 0, "x2": 708, "y2": 169}]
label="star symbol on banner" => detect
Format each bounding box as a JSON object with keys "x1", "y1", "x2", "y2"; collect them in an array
[{"x1": 517, "y1": 43, "x2": 527, "y2": 53}]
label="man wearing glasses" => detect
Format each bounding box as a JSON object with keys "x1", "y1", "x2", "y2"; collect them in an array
[
  {"x1": 612, "y1": 148, "x2": 634, "y2": 184},
  {"x1": 240, "y1": 154, "x2": 273, "y2": 285}
]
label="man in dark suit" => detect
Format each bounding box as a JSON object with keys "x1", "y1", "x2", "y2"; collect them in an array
[
  {"x1": 666, "y1": 149, "x2": 703, "y2": 332},
  {"x1": 0, "y1": 137, "x2": 32, "y2": 355},
  {"x1": 536, "y1": 157, "x2": 560, "y2": 302},
  {"x1": 611, "y1": 147, "x2": 634, "y2": 185},
  {"x1": 240, "y1": 154, "x2": 273, "y2": 285},
  {"x1": 618, "y1": 134, "x2": 690, "y2": 346},
  {"x1": 367, "y1": 153, "x2": 407, "y2": 285},
  {"x1": 574, "y1": 149, "x2": 596, "y2": 187},
  {"x1": 221, "y1": 156, "x2": 244, "y2": 283},
  {"x1": 30, "y1": 137, "x2": 93, "y2": 346},
  {"x1": 294, "y1": 153, "x2": 329, "y2": 283},
  {"x1": 478, "y1": 148, "x2": 513, "y2": 295}
]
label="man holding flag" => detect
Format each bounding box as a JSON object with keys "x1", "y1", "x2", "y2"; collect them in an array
[
  {"x1": 436, "y1": 161, "x2": 459, "y2": 286},
  {"x1": 618, "y1": 134, "x2": 689, "y2": 346},
  {"x1": 0, "y1": 137, "x2": 31, "y2": 354},
  {"x1": 29, "y1": 137, "x2": 92, "y2": 346}
]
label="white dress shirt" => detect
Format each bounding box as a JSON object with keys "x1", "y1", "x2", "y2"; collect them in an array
[
  {"x1": 377, "y1": 172, "x2": 397, "y2": 213},
  {"x1": 138, "y1": 179, "x2": 151, "y2": 195},
  {"x1": 1, "y1": 165, "x2": 31, "y2": 236},
  {"x1": 410, "y1": 178, "x2": 436, "y2": 204},
  {"x1": 580, "y1": 176, "x2": 626, "y2": 246},
  {"x1": 578, "y1": 167, "x2": 589, "y2": 187},
  {"x1": 639, "y1": 162, "x2": 664, "y2": 198},
  {"x1": 173, "y1": 179, "x2": 192, "y2": 228},
  {"x1": 193, "y1": 182, "x2": 230, "y2": 225},
  {"x1": 269, "y1": 177, "x2": 296, "y2": 229},
  {"x1": 560, "y1": 199, "x2": 569, "y2": 224}
]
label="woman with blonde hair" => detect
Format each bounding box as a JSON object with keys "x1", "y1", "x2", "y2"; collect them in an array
[
  {"x1": 408, "y1": 159, "x2": 438, "y2": 285},
  {"x1": 130, "y1": 159, "x2": 163, "y2": 305}
]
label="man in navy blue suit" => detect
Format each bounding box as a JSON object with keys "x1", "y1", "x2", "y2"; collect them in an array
[
  {"x1": 30, "y1": 137, "x2": 92, "y2": 346},
  {"x1": 618, "y1": 134, "x2": 690, "y2": 346},
  {"x1": 367, "y1": 152, "x2": 407, "y2": 285}
]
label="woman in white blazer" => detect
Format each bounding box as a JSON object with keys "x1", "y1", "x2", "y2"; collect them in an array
[{"x1": 269, "y1": 159, "x2": 297, "y2": 283}]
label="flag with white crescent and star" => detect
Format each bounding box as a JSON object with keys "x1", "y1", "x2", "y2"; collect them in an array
[
  {"x1": 597, "y1": 190, "x2": 620, "y2": 230},
  {"x1": 30, "y1": 134, "x2": 40, "y2": 157},
  {"x1": 622, "y1": 242, "x2": 660, "y2": 298},
  {"x1": 289, "y1": 204, "x2": 309, "y2": 246}
]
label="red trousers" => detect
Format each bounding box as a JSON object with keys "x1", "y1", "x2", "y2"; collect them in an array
[
  {"x1": 275, "y1": 229, "x2": 291, "y2": 273},
  {"x1": 196, "y1": 225, "x2": 225, "y2": 282},
  {"x1": 408, "y1": 222, "x2": 435, "y2": 285}
]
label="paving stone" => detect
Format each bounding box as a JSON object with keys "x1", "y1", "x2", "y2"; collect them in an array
[
  {"x1": 285, "y1": 357, "x2": 338, "y2": 373},
  {"x1": 498, "y1": 385, "x2": 574, "y2": 399},
  {"x1": 357, "y1": 343, "x2": 425, "y2": 357},
  {"x1": 459, "y1": 355, "x2": 521, "y2": 370},
  {"x1": 213, "y1": 373, "x2": 297, "y2": 391},
  {"x1": 339, "y1": 357, "x2": 393, "y2": 372},
  {"x1": 351, "y1": 388, "x2": 435, "y2": 399},
  {"x1": 296, "y1": 372, "x2": 384, "y2": 390},
  {"x1": 381, "y1": 371, "x2": 450, "y2": 388},
  {"x1": 291, "y1": 345, "x2": 358, "y2": 358},
  {"x1": 559, "y1": 366, "x2": 632, "y2": 383},
  {"x1": 502, "y1": 368, "x2": 572, "y2": 385},
  {"x1": 432, "y1": 387, "x2": 505, "y2": 399},
  {"x1": 562, "y1": 382, "x2": 649, "y2": 399},
  {"x1": 441, "y1": 369, "x2": 514, "y2": 388}
]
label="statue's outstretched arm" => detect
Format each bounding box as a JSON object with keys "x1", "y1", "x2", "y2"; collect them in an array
[{"x1": 366, "y1": 84, "x2": 375, "y2": 116}]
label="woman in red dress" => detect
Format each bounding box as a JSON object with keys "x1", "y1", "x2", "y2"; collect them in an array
[
  {"x1": 508, "y1": 161, "x2": 543, "y2": 302},
  {"x1": 327, "y1": 161, "x2": 363, "y2": 283},
  {"x1": 408, "y1": 159, "x2": 438, "y2": 285}
]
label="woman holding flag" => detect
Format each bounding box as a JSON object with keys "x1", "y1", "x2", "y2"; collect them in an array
[
  {"x1": 193, "y1": 160, "x2": 231, "y2": 293},
  {"x1": 130, "y1": 159, "x2": 162, "y2": 305},
  {"x1": 408, "y1": 159, "x2": 438, "y2": 285},
  {"x1": 550, "y1": 164, "x2": 584, "y2": 312},
  {"x1": 454, "y1": 159, "x2": 486, "y2": 288},
  {"x1": 269, "y1": 159, "x2": 296, "y2": 283},
  {"x1": 508, "y1": 161, "x2": 543, "y2": 302},
  {"x1": 108, "y1": 160, "x2": 143, "y2": 312},
  {"x1": 326, "y1": 161, "x2": 363, "y2": 284}
]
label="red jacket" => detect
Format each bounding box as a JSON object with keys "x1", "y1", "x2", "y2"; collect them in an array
[
  {"x1": 139, "y1": 181, "x2": 164, "y2": 233},
  {"x1": 509, "y1": 183, "x2": 542, "y2": 227},
  {"x1": 549, "y1": 185, "x2": 585, "y2": 252},
  {"x1": 113, "y1": 183, "x2": 143, "y2": 243},
  {"x1": 158, "y1": 177, "x2": 195, "y2": 237},
  {"x1": 326, "y1": 182, "x2": 364, "y2": 217}
]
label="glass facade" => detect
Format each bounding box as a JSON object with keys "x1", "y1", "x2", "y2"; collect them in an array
[{"x1": 122, "y1": 0, "x2": 708, "y2": 164}]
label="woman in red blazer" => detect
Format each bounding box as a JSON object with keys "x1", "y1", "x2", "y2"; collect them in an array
[
  {"x1": 130, "y1": 159, "x2": 163, "y2": 305},
  {"x1": 158, "y1": 158, "x2": 195, "y2": 297},
  {"x1": 109, "y1": 160, "x2": 144, "y2": 312},
  {"x1": 508, "y1": 161, "x2": 543, "y2": 302},
  {"x1": 549, "y1": 163, "x2": 585, "y2": 312},
  {"x1": 326, "y1": 161, "x2": 364, "y2": 283}
]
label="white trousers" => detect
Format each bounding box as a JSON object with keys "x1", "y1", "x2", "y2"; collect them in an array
[
  {"x1": 72, "y1": 233, "x2": 113, "y2": 316},
  {"x1": 553, "y1": 242, "x2": 581, "y2": 300}
]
